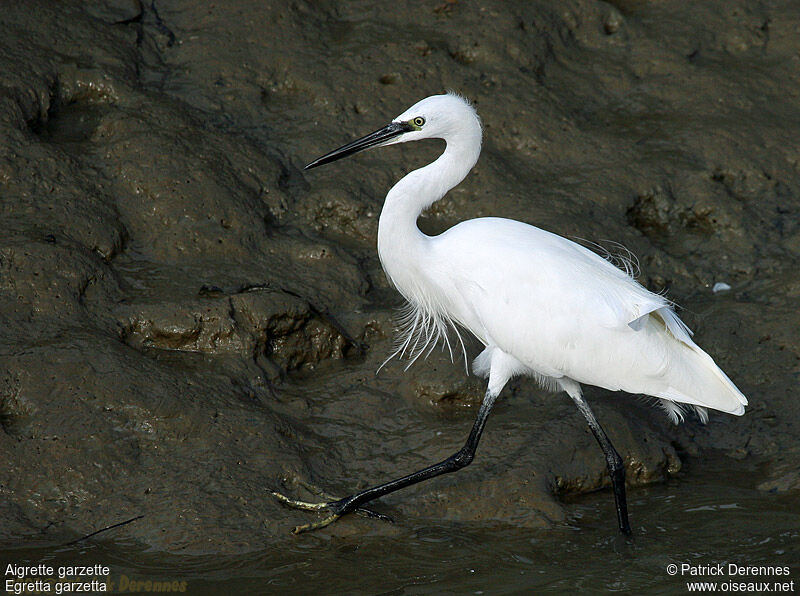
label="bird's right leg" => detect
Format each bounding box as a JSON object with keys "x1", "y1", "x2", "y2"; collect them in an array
[
  {"x1": 271, "y1": 386, "x2": 500, "y2": 534},
  {"x1": 566, "y1": 386, "x2": 632, "y2": 535}
]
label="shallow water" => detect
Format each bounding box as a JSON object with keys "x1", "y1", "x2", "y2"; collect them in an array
[{"x1": 3, "y1": 455, "x2": 796, "y2": 594}]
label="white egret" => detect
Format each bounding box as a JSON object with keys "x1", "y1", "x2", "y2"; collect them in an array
[{"x1": 272, "y1": 93, "x2": 748, "y2": 535}]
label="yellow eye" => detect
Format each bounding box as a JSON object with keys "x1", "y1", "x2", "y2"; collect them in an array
[{"x1": 412, "y1": 117, "x2": 425, "y2": 128}]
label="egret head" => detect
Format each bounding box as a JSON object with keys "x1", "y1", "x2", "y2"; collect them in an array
[{"x1": 305, "y1": 93, "x2": 480, "y2": 170}]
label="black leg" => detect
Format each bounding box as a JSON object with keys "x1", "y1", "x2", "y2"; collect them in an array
[
  {"x1": 569, "y1": 392, "x2": 632, "y2": 535},
  {"x1": 272, "y1": 388, "x2": 499, "y2": 533}
]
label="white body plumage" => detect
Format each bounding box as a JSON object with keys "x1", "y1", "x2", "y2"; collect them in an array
[{"x1": 376, "y1": 93, "x2": 747, "y2": 423}]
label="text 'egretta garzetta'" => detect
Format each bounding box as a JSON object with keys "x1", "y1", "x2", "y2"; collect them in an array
[{"x1": 272, "y1": 93, "x2": 748, "y2": 535}]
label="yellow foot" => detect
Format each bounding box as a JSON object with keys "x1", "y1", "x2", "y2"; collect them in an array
[
  {"x1": 292, "y1": 512, "x2": 342, "y2": 534},
  {"x1": 269, "y1": 489, "x2": 331, "y2": 512},
  {"x1": 269, "y1": 489, "x2": 343, "y2": 533},
  {"x1": 270, "y1": 481, "x2": 393, "y2": 534}
]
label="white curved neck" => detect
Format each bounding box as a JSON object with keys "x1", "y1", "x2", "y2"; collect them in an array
[{"x1": 377, "y1": 126, "x2": 481, "y2": 298}]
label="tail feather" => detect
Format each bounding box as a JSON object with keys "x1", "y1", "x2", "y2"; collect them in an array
[
  {"x1": 657, "y1": 343, "x2": 747, "y2": 417},
  {"x1": 658, "y1": 399, "x2": 709, "y2": 425},
  {"x1": 646, "y1": 308, "x2": 747, "y2": 418}
]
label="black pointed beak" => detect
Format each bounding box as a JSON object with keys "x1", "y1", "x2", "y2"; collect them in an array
[{"x1": 305, "y1": 121, "x2": 413, "y2": 170}]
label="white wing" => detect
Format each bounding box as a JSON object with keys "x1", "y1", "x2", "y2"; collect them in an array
[{"x1": 427, "y1": 218, "x2": 747, "y2": 415}]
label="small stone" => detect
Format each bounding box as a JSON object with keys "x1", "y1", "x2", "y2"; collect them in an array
[
  {"x1": 604, "y1": 10, "x2": 623, "y2": 35},
  {"x1": 712, "y1": 282, "x2": 731, "y2": 293},
  {"x1": 379, "y1": 73, "x2": 401, "y2": 85}
]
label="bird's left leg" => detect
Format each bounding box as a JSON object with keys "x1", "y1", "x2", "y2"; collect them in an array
[
  {"x1": 271, "y1": 385, "x2": 500, "y2": 533},
  {"x1": 566, "y1": 384, "x2": 632, "y2": 535}
]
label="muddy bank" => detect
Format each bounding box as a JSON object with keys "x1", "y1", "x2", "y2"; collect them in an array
[{"x1": 0, "y1": 0, "x2": 798, "y2": 555}]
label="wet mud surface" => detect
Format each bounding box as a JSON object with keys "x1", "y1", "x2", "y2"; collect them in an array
[{"x1": 0, "y1": 0, "x2": 798, "y2": 589}]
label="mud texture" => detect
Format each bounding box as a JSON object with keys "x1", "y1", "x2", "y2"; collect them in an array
[{"x1": 0, "y1": 0, "x2": 798, "y2": 556}]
